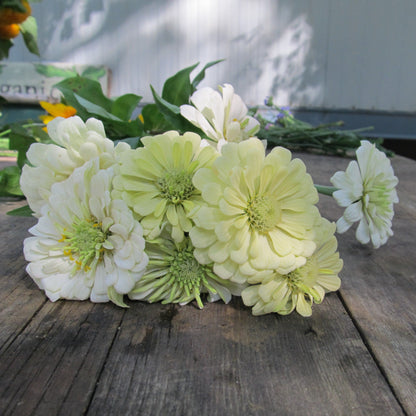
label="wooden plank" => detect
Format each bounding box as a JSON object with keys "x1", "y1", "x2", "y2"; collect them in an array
[
  {"x1": 0, "y1": 198, "x2": 43, "y2": 354},
  {"x1": 0, "y1": 300, "x2": 124, "y2": 416},
  {"x1": 0, "y1": 153, "x2": 413, "y2": 415},
  {"x1": 86, "y1": 297, "x2": 403, "y2": 416},
  {"x1": 301, "y1": 152, "x2": 416, "y2": 416},
  {"x1": 0, "y1": 198, "x2": 124, "y2": 415}
]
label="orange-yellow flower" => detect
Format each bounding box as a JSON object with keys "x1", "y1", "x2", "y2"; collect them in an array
[
  {"x1": 39, "y1": 101, "x2": 77, "y2": 129},
  {"x1": 0, "y1": 23, "x2": 20, "y2": 39},
  {"x1": 0, "y1": 1, "x2": 31, "y2": 25}
]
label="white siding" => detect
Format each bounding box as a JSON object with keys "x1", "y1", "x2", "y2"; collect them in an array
[{"x1": 8, "y1": 0, "x2": 416, "y2": 112}]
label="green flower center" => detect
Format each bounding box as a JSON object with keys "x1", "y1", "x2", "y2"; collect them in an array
[
  {"x1": 169, "y1": 246, "x2": 205, "y2": 291},
  {"x1": 157, "y1": 170, "x2": 195, "y2": 204},
  {"x1": 245, "y1": 194, "x2": 281, "y2": 233},
  {"x1": 60, "y1": 217, "x2": 109, "y2": 272},
  {"x1": 285, "y1": 257, "x2": 321, "y2": 301},
  {"x1": 363, "y1": 181, "x2": 392, "y2": 212}
]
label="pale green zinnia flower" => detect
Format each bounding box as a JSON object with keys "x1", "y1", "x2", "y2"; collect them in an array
[
  {"x1": 20, "y1": 115, "x2": 129, "y2": 216},
  {"x1": 180, "y1": 83, "x2": 260, "y2": 150},
  {"x1": 189, "y1": 137, "x2": 319, "y2": 284},
  {"x1": 330, "y1": 140, "x2": 399, "y2": 248},
  {"x1": 23, "y1": 159, "x2": 148, "y2": 306},
  {"x1": 113, "y1": 131, "x2": 218, "y2": 242},
  {"x1": 128, "y1": 234, "x2": 244, "y2": 309},
  {"x1": 241, "y1": 218, "x2": 343, "y2": 317}
]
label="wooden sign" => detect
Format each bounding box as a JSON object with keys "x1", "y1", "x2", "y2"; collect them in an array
[{"x1": 0, "y1": 62, "x2": 111, "y2": 103}]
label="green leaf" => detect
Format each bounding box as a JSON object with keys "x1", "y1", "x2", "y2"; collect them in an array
[
  {"x1": 54, "y1": 76, "x2": 113, "y2": 113},
  {"x1": 161, "y1": 62, "x2": 199, "y2": 106},
  {"x1": 111, "y1": 94, "x2": 142, "y2": 121},
  {"x1": 0, "y1": 39, "x2": 13, "y2": 60},
  {"x1": 19, "y1": 16, "x2": 40, "y2": 56},
  {"x1": 34, "y1": 63, "x2": 78, "y2": 78},
  {"x1": 151, "y1": 85, "x2": 184, "y2": 128},
  {"x1": 114, "y1": 136, "x2": 142, "y2": 149},
  {"x1": 151, "y1": 86, "x2": 206, "y2": 135},
  {"x1": 104, "y1": 118, "x2": 144, "y2": 140},
  {"x1": 141, "y1": 103, "x2": 174, "y2": 134},
  {"x1": 0, "y1": 165, "x2": 23, "y2": 197},
  {"x1": 81, "y1": 66, "x2": 107, "y2": 81},
  {"x1": 7, "y1": 204, "x2": 33, "y2": 216},
  {"x1": 9, "y1": 126, "x2": 36, "y2": 168},
  {"x1": 191, "y1": 59, "x2": 224, "y2": 89},
  {"x1": 1, "y1": 0, "x2": 27, "y2": 12},
  {"x1": 73, "y1": 93, "x2": 123, "y2": 121},
  {"x1": 107, "y1": 286, "x2": 129, "y2": 308}
]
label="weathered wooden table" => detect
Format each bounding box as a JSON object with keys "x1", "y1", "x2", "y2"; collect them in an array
[{"x1": 0, "y1": 152, "x2": 415, "y2": 416}]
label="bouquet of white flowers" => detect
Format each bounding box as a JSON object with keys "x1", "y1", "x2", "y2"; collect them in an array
[{"x1": 10, "y1": 62, "x2": 399, "y2": 317}]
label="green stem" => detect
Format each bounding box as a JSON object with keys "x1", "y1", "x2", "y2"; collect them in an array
[
  {"x1": 0, "y1": 123, "x2": 44, "y2": 138},
  {"x1": 315, "y1": 184, "x2": 338, "y2": 196}
]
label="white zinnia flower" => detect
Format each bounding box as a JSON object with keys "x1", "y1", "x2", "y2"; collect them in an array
[
  {"x1": 20, "y1": 116, "x2": 129, "y2": 216},
  {"x1": 113, "y1": 131, "x2": 218, "y2": 243},
  {"x1": 23, "y1": 159, "x2": 148, "y2": 306},
  {"x1": 180, "y1": 83, "x2": 260, "y2": 150},
  {"x1": 129, "y1": 233, "x2": 245, "y2": 309},
  {"x1": 330, "y1": 140, "x2": 399, "y2": 248},
  {"x1": 189, "y1": 138, "x2": 319, "y2": 284},
  {"x1": 242, "y1": 218, "x2": 343, "y2": 317}
]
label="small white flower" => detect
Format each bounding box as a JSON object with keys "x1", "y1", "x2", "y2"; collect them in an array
[
  {"x1": 23, "y1": 159, "x2": 148, "y2": 306},
  {"x1": 20, "y1": 116, "x2": 129, "y2": 216},
  {"x1": 241, "y1": 218, "x2": 343, "y2": 317},
  {"x1": 180, "y1": 84, "x2": 260, "y2": 150},
  {"x1": 330, "y1": 140, "x2": 399, "y2": 248}
]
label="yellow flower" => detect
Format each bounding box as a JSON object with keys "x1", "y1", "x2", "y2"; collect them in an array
[
  {"x1": 0, "y1": 23, "x2": 20, "y2": 39},
  {"x1": 241, "y1": 218, "x2": 343, "y2": 316},
  {"x1": 190, "y1": 137, "x2": 319, "y2": 284},
  {"x1": 0, "y1": 1, "x2": 31, "y2": 25},
  {"x1": 39, "y1": 101, "x2": 77, "y2": 127}
]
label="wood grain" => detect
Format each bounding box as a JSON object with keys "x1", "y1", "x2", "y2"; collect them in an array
[
  {"x1": 303, "y1": 152, "x2": 416, "y2": 416},
  {"x1": 85, "y1": 297, "x2": 404, "y2": 416}
]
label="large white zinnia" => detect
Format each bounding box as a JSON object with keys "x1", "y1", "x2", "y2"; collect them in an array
[
  {"x1": 189, "y1": 138, "x2": 319, "y2": 284},
  {"x1": 113, "y1": 131, "x2": 218, "y2": 243},
  {"x1": 180, "y1": 84, "x2": 260, "y2": 150},
  {"x1": 20, "y1": 116, "x2": 129, "y2": 216},
  {"x1": 330, "y1": 140, "x2": 399, "y2": 248},
  {"x1": 23, "y1": 159, "x2": 148, "y2": 306}
]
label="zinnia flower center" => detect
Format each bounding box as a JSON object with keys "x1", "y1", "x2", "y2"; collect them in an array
[
  {"x1": 157, "y1": 170, "x2": 195, "y2": 204},
  {"x1": 363, "y1": 182, "x2": 391, "y2": 211},
  {"x1": 286, "y1": 257, "x2": 319, "y2": 293},
  {"x1": 60, "y1": 218, "x2": 109, "y2": 272},
  {"x1": 245, "y1": 194, "x2": 281, "y2": 233},
  {"x1": 169, "y1": 246, "x2": 206, "y2": 293}
]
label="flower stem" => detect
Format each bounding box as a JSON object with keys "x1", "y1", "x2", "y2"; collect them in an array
[{"x1": 315, "y1": 184, "x2": 338, "y2": 196}]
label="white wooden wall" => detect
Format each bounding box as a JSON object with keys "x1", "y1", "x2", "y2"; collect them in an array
[{"x1": 8, "y1": 0, "x2": 416, "y2": 112}]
